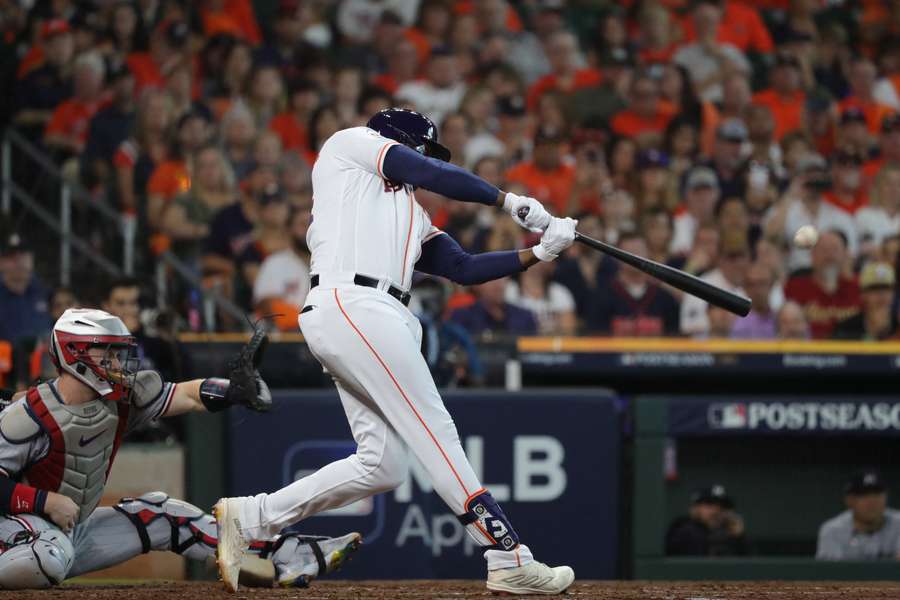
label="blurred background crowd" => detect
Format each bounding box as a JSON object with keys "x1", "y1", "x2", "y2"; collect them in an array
[{"x1": 4, "y1": 0, "x2": 900, "y2": 386}]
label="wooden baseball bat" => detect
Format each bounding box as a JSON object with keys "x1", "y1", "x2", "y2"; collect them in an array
[
  {"x1": 573, "y1": 231, "x2": 752, "y2": 317},
  {"x1": 516, "y1": 206, "x2": 752, "y2": 316}
]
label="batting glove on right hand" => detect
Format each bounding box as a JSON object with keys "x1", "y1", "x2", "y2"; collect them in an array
[
  {"x1": 533, "y1": 217, "x2": 577, "y2": 262},
  {"x1": 503, "y1": 192, "x2": 552, "y2": 233}
]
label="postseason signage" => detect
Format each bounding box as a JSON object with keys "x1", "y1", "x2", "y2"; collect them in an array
[
  {"x1": 667, "y1": 396, "x2": 900, "y2": 436},
  {"x1": 227, "y1": 390, "x2": 621, "y2": 579}
]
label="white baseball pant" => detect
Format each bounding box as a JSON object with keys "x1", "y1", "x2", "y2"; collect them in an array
[{"x1": 236, "y1": 278, "x2": 531, "y2": 570}]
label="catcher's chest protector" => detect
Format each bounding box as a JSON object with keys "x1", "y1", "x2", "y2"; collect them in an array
[{"x1": 22, "y1": 383, "x2": 128, "y2": 522}]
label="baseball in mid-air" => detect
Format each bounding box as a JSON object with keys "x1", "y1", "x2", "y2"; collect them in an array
[{"x1": 793, "y1": 225, "x2": 819, "y2": 249}]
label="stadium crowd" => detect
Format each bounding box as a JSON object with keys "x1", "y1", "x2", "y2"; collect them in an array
[{"x1": 4, "y1": 0, "x2": 900, "y2": 364}]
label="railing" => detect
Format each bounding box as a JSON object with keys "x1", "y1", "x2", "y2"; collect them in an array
[
  {"x1": 1, "y1": 127, "x2": 250, "y2": 331},
  {"x1": 2, "y1": 128, "x2": 134, "y2": 281}
]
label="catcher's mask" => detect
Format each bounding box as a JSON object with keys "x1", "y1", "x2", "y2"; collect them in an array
[{"x1": 49, "y1": 308, "x2": 140, "y2": 402}]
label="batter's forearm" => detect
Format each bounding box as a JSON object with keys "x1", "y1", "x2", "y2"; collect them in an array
[
  {"x1": 519, "y1": 248, "x2": 540, "y2": 268},
  {"x1": 416, "y1": 233, "x2": 530, "y2": 284}
]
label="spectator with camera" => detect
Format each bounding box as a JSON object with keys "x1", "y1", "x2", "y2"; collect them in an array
[{"x1": 817, "y1": 470, "x2": 900, "y2": 560}]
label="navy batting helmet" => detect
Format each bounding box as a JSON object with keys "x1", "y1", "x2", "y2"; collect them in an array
[{"x1": 366, "y1": 108, "x2": 451, "y2": 162}]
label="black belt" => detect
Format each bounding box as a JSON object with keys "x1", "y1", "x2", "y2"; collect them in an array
[{"x1": 310, "y1": 274, "x2": 411, "y2": 306}]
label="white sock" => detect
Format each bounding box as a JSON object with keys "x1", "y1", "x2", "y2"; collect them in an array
[{"x1": 484, "y1": 543, "x2": 534, "y2": 571}]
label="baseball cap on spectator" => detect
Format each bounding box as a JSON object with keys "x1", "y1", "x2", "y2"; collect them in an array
[
  {"x1": 832, "y1": 148, "x2": 863, "y2": 167},
  {"x1": 805, "y1": 89, "x2": 833, "y2": 114},
  {"x1": 257, "y1": 182, "x2": 285, "y2": 204},
  {"x1": 70, "y1": 10, "x2": 102, "y2": 36},
  {"x1": 637, "y1": 149, "x2": 669, "y2": 169},
  {"x1": 534, "y1": 125, "x2": 566, "y2": 146},
  {"x1": 686, "y1": 166, "x2": 719, "y2": 190},
  {"x1": 691, "y1": 484, "x2": 734, "y2": 509},
  {"x1": 840, "y1": 107, "x2": 867, "y2": 126},
  {"x1": 882, "y1": 113, "x2": 900, "y2": 133},
  {"x1": 598, "y1": 47, "x2": 635, "y2": 69},
  {"x1": 159, "y1": 20, "x2": 189, "y2": 49},
  {"x1": 277, "y1": 0, "x2": 300, "y2": 17},
  {"x1": 845, "y1": 469, "x2": 887, "y2": 495},
  {"x1": 41, "y1": 19, "x2": 71, "y2": 40},
  {"x1": 773, "y1": 52, "x2": 801, "y2": 70},
  {"x1": 717, "y1": 119, "x2": 748, "y2": 143},
  {"x1": 859, "y1": 262, "x2": 896, "y2": 291},
  {"x1": 796, "y1": 153, "x2": 827, "y2": 174},
  {"x1": 107, "y1": 61, "x2": 133, "y2": 82},
  {"x1": 176, "y1": 109, "x2": 211, "y2": 131},
  {"x1": 537, "y1": 0, "x2": 565, "y2": 13},
  {"x1": 379, "y1": 10, "x2": 404, "y2": 26},
  {"x1": 0, "y1": 233, "x2": 31, "y2": 256},
  {"x1": 776, "y1": 27, "x2": 815, "y2": 45},
  {"x1": 497, "y1": 95, "x2": 526, "y2": 117}
]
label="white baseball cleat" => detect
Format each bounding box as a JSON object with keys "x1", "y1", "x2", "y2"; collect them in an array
[
  {"x1": 214, "y1": 497, "x2": 249, "y2": 592},
  {"x1": 486, "y1": 560, "x2": 575, "y2": 595}
]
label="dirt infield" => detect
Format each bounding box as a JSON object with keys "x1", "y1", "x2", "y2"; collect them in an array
[{"x1": 2, "y1": 580, "x2": 900, "y2": 600}]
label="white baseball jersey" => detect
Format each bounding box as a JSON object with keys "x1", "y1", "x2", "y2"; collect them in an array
[{"x1": 308, "y1": 127, "x2": 442, "y2": 291}]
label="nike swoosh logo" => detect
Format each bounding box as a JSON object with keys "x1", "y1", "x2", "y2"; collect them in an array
[{"x1": 79, "y1": 430, "x2": 107, "y2": 447}]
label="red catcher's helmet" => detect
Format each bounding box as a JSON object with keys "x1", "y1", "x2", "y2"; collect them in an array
[{"x1": 49, "y1": 308, "x2": 138, "y2": 401}]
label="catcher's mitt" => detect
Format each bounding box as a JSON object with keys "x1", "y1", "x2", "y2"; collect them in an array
[{"x1": 224, "y1": 326, "x2": 272, "y2": 412}]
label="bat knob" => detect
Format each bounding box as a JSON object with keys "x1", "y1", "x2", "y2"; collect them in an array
[{"x1": 517, "y1": 206, "x2": 530, "y2": 220}]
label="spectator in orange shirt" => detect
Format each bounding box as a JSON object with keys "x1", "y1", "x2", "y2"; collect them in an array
[
  {"x1": 753, "y1": 53, "x2": 806, "y2": 141},
  {"x1": 146, "y1": 111, "x2": 212, "y2": 228},
  {"x1": 680, "y1": 0, "x2": 774, "y2": 56},
  {"x1": 505, "y1": 126, "x2": 575, "y2": 215},
  {"x1": 610, "y1": 73, "x2": 674, "y2": 148},
  {"x1": 527, "y1": 30, "x2": 602, "y2": 110},
  {"x1": 269, "y1": 78, "x2": 320, "y2": 153},
  {"x1": 839, "y1": 57, "x2": 896, "y2": 134},
  {"x1": 44, "y1": 51, "x2": 105, "y2": 157},
  {"x1": 126, "y1": 20, "x2": 190, "y2": 93},
  {"x1": 823, "y1": 148, "x2": 869, "y2": 215}
]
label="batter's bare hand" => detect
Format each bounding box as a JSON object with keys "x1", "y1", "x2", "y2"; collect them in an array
[
  {"x1": 45, "y1": 491, "x2": 79, "y2": 532},
  {"x1": 533, "y1": 217, "x2": 578, "y2": 262},
  {"x1": 503, "y1": 192, "x2": 552, "y2": 232}
]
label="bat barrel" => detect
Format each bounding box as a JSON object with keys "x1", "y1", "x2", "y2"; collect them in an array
[{"x1": 574, "y1": 232, "x2": 752, "y2": 317}]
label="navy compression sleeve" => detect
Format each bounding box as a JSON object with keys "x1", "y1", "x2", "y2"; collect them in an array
[
  {"x1": 382, "y1": 144, "x2": 500, "y2": 205},
  {"x1": 415, "y1": 232, "x2": 525, "y2": 285}
]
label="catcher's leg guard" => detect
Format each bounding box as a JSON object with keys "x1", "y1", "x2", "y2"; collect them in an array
[
  {"x1": 457, "y1": 490, "x2": 519, "y2": 551},
  {"x1": 114, "y1": 491, "x2": 217, "y2": 560},
  {"x1": 264, "y1": 532, "x2": 362, "y2": 588},
  {"x1": 0, "y1": 518, "x2": 74, "y2": 589}
]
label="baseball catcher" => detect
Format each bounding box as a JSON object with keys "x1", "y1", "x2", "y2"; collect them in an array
[
  {"x1": 0, "y1": 308, "x2": 360, "y2": 589},
  {"x1": 215, "y1": 108, "x2": 576, "y2": 595}
]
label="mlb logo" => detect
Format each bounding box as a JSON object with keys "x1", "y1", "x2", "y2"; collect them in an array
[{"x1": 708, "y1": 403, "x2": 747, "y2": 429}]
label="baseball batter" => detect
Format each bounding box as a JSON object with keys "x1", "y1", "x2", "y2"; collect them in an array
[
  {"x1": 0, "y1": 308, "x2": 360, "y2": 589},
  {"x1": 216, "y1": 108, "x2": 577, "y2": 595}
]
